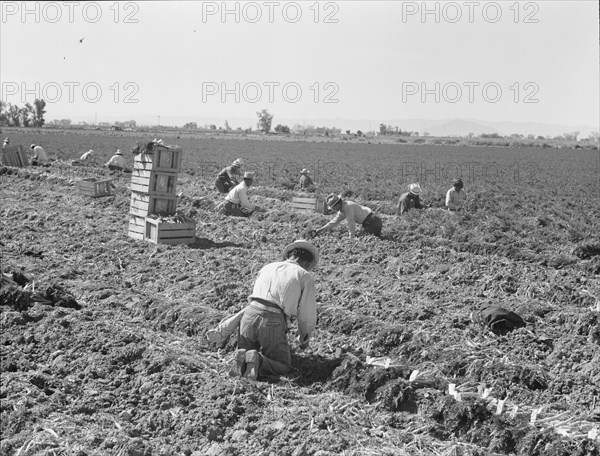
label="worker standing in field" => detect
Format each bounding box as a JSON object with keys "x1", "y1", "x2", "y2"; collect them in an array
[
  {"x1": 445, "y1": 178, "x2": 467, "y2": 211},
  {"x1": 219, "y1": 171, "x2": 255, "y2": 217},
  {"x1": 215, "y1": 158, "x2": 244, "y2": 193},
  {"x1": 398, "y1": 183, "x2": 425, "y2": 215},
  {"x1": 104, "y1": 149, "x2": 128, "y2": 171},
  {"x1": 313, "y1": 193, "x2": 383, "y2": 240},
  {"x1": 30, "y1": 144, "x2": 49, "y2": 165},
  {"x1": 298, "y1": 169, "x2": 316, "y2": 192},
  {"x1": 230, "y1": 240, "x2": 319, "y2": 380}
]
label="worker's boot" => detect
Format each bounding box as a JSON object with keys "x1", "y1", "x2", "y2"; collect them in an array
[
  {"x1": 229, "y1": 349, "x2": 247, "y2": 377},
  {"x1": 243, "y1": 350, "x2": 260, "y2": 381}
]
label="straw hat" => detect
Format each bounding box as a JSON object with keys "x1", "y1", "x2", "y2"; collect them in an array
[
  {"x1": 408, "y1": 183, "x2": 422, "y2": 195},
  {"x1": 300, "y1": 169, "x2": 310, "y2": 175},
  {"x1": 326, "y1": 193, "x2": 342, "y2": 209},
  {"x1": 232, "y1": 158, "x2": 244, "y2": 167},
  {"x1": 281, "y1": 240, "x2": 319, "y2": 271},
  {"x1": 115, "y1": 149, "x2": 122, "y2": 155},
  {"x1": 243, "y1": 171, "x2": 254, "y2": 180}
]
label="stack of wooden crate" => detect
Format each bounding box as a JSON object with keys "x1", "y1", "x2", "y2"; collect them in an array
[
  {"x1": 127, "y1": 142, "x2": 196, "y2": 245},
  {"x1": 1, "y1": 145, "x2": 29, "y2": 167}
]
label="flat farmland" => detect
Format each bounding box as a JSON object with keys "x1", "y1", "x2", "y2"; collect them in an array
[{"x1": 1, "y1": 128, "x2": 599, "y2": 456}]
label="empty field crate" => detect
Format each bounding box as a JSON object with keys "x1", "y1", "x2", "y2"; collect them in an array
[
  {"x1": 291, "y1": 196, "x2": 323, "y2": 212},
  {"x1": 130, "y1": 169, "x2": 178, "y2": 196},
  {"x1": 1, "y1": 146, "x2": 29, "y2": 167},
  {"x1": 76, "y1": 178, "x2": 113, "y2": 197},
  {"x1": 133, "y1": 144, "x2": 182, "y2": 173},
  {"x1": 144, "y1": 216, "x2": 196, "y2": 245},
  {"x1": 130, "y1": 193, "x2": 177, "y2": 216}
]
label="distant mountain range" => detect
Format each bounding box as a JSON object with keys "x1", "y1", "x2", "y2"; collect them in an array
[{"x1": 52, "y1": 115, "x2": 598, "y2": 138}]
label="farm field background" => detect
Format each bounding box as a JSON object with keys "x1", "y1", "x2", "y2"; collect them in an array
[{"x1": 1, "y1": 128, "x2": 599, "y2": 456}]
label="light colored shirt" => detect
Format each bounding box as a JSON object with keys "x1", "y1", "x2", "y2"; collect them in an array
[
  {"x1": 319, "y1": 200, "x2": 372, "y2": 238},
  {"x1": 106, "y1": 154, "x2": 127, "y2": 168},
  {"x1": 32, "y1": 146, "x2": 48, "y2": 164},
  {"x1": 446, "y1": 187, "x2": 467, "y2": 210},
  {"x1": 248, "y1": 260, "x2": 317, "y2": 343},
  {"x1": 225, "y1": 181, "x2": 254, "y2": 210}
]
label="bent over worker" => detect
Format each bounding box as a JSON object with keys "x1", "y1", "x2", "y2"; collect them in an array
[
  {"x1": 398, "y1": 183, "x2": 425, "y2": 215},
  {"x1": 215, "y1": 158, "x2": 243, "y2": 193},
  {"x1": 230, "y1": 240, "x2": 319, "y2": 380},
  {"x1": 219, "y1": 171, "x2": 255, "y2": 217},
  {"x1": 313, "y1": 193, "x2": 383, "y2": 240},
  {"x1": 104, "y1": 149, "x2": 128, "y2": 171}
]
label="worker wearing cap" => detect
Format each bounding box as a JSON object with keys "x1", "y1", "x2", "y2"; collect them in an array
[
  {"x1": 215, "y1": 158, "x2": 244, "y2": 193},
  {"x1": 299, "y1": 168, "x2": 315, "y2": 192},
  {"x1": 105, "y1": 149, "x2": 127, "y2": 171},
  {"x1": 220, "y1": 171, "x2": 255, "y2": 216},
  {"x1": 30, "y1": 144, "x2": 49, "y2": 165},
  {"x1": 314, "y1": 193, "x2": 383, "y2": 240},
  {"x1": 398, "y1": 183, "x2": 425, "y2": 215},
  {"x1": 230, "y1": 240, "x2": 319, "y2": 380},
  {"x1": 445, "y1": 178, "x2": 467, "y2": 211}
]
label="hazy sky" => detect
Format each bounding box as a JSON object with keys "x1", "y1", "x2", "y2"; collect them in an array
[{"x1": 1, "y1": 1, "x2": 598, "y2": 129}]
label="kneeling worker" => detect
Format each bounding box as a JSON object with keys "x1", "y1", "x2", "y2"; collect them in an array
[
  {"x1": 230, "y1": 240, "x2": 319, "y2": 380},
  {"x1": 220, "y1": 171, "x2": 255, "y2": 217},
  {"x1": 104, "y1": 149, "x2": 128, "y2": 171},
  {"x1": 313, "y1": 193, "x2": 383, "y2": 240}
]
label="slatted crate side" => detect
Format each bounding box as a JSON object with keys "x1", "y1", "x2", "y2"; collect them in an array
[
  {"x1": 127, "y1": 214, "x2": 147, "y2": 240},
  {"x1": 133, "y1": 145, "x2": 182, "y2": 173},
  {"x1": 144, "y1": 217, "x2": 196, "y2": 245},
  {"x1": 76, "y1": 178, "x2": 113, "y2": 197},
  {"x1": 130, "y1": 170, "x2": 178, "y2": 195},
  {"x1": 129, "y1": 192, "x2": 177, "y2": 217},
  {"x1": 1, "y1": 146, "x2": 29, "y2": 167},
  {"x1": 291, "y1": 196, "x2": 318, "y2": 212}
]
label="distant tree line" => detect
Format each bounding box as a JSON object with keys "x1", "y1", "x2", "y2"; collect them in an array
[{"x1": 0, "y1": 99, "x2": 46, "y2": 127}]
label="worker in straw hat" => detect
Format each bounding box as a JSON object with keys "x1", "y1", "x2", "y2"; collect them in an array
[
  {"x1": 298, "y1": 168, "x2": 315, "y2": 192},
  {"x1": 398, "y1": 183, "x2": 425, "y2": 215},
  {"x1": 215, "y1": 158, "x2": 244, "y2": 193},
  {"x1": 219, "y1": 171, "x2": 255, "y2": 217},
  {"x1": 445, "y1": 178, "x2": 467, "y2": 211},
  {"x1": 29, "y1": 144, "x2": 49, "y2": 165},
  {"x1": 229, "y1": 240, "x2": 319, "y2": 380},
  {"x1": 2, "y1": 138, "x2": 9, "y2": 148},
  {"x1": 104, "y1": 149, "x2": 128, "y2": 171},
  {"x1": 313, "y1": 193, "x2": 383, "y2": 240}
]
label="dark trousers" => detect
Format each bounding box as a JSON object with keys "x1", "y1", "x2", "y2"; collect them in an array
[
  {"x1": 238, "y1": 302, "x2": 292, "y2": 376},
  {"x1": 362, "y1": 213, "x2": 383, "y2": 237}
]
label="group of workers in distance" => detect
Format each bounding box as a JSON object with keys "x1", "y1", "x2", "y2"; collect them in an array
[
  {"x1": 214, "y1": 158, "x2": 468, "y2": 240},
  {"x1": 1, "y1": 138, "x2": 130, "y2": 172}
]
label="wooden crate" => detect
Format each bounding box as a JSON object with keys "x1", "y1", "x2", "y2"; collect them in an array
[
  {"x1": 291, "y1": 196, "x2": 321, "y2": 212},
  {"x1": 1, "y1": 145, "x2": 29, "y2": 167},
  {"x1": 130, "y1": 169, "x2": 178, "y2": 196},
  {"x1": 133, "y1": 144, "x2": 182, "y2": 173},
  {"x1": 130, "y1": 192, "x2": 177, "y2": 216},
  {"x1": 127, "y1": 214, "x2": 146, "y2": 240},
  {"x1": 144, "y1": 216, "x2": 196, "y2": 245},
  {"x1": 76, "y1": 178, "x2": 113, "y2": 197}
]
